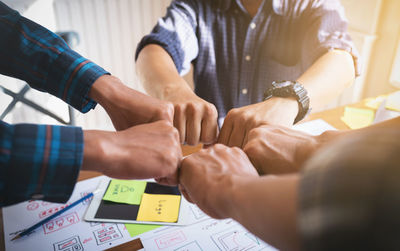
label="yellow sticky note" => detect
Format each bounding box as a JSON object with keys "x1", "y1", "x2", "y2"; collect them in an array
[
  {"x1": 385, "y1": 91, "x2": 400, "y2": 112},
  {"x1": 341, "y1": 107, "x2": 375, "y2": 129},
  {"x1": 103, "y1": 179, "x2": 147, "y2": 205},
  {"x1": 137, "y1": 194, "x2": 181, "y2": 223},
  {"x1": 364, "y1": 95, "x2": 387, "y2": 109}
]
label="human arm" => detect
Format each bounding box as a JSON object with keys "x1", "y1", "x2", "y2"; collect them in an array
[
  {"x1": 179, "y1": 144, "x2": 299, "y2": 250},
  {"x1": 135, "y1": 1, "x2": 218, "y2": 145},
  {"x1": 218, "y1": 49, "x2": 355, "y2": 148},
  {"x1": 243, "y1": 116, "x2": 400, "y2": 174},
  {"x1": 0, "y1": 2, "x2": 172, "y2": 129},
  {"x1": 0, "y1": 120, "x2": 181, "y2": 207},
  {"x1": 218, "y1": 0, "x2": 358, "y2": 148}
]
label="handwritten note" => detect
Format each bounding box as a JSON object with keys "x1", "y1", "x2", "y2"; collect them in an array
[
  {"x1": 103, "y1": 180, "x2": 147, "y2": 205},
  {"x1": 137, "y1": 194, "x2": 181, "y2": 222},
  {"x1": 341, "y1": 107, "x2": 375, "y2": 129},
  {"x1": 385, "y1": 91, "x2": 400, "y2": 112}
]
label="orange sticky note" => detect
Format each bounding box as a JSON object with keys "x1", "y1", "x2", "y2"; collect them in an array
[{"x1": 136, "y1": 194, "x2": 181, "y2": 223}]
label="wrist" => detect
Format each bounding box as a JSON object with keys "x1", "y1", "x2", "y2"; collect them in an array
[
  {"x1": 89, "y1": 75, "x2": 126, "y2": 108},
  {"x1": 266, "y1": 97, "x2": 299, "y2": 120},
  {"x1": 162, "y1": 82, "x2": 193, "y2": 101},
  {"x1": 82, "y1": 130, "x2": 110, "y2": 173}
]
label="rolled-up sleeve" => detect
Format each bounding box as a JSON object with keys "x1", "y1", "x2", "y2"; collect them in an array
[
  {"x1": 298, "y1": 129, "x2": 400, "y2": 250},
  {"x1": 302, "y1": 0, "x2": 361, "y2": 76},
  {"x1": 0, "y1": 2, "x2": 109, "y2": 113},
  {"x1": 0, "y1": 121, "x2": 83, "y2": 206},
  {"x1": 135, "y1": 0, "x2": 199, "y2": 75}
]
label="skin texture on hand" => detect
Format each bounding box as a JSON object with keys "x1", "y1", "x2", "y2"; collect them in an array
[
  {"x1": 179, "y1": 144, "x2": 259, "y2": 219},
  {"x1": 243, "y1": 125, "x2": 326, "y2": 174},
  {"x1": 218, "y1": 97, "x2": 298, "y2": 148},
  {"x1": 165, "y1": 85, "x2": 219, "y2": 145},
  {"x1": 136, "y1": 44, "x2": 218, "y2": 145},
  {"x1": 89, "y1": 75, "x2": 174, "y2": 130},
  {"x1": 82, "y1": 120, "x2": 182, "y2": 185}
]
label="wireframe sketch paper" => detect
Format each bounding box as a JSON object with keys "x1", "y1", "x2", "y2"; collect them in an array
[{"x1": 3, "y1": 176, "x2": 138, "y2": 251}]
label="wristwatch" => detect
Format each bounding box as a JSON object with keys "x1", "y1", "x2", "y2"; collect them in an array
[{"x1": 263, "y1": 81, "x2": 311, "y2": 124}]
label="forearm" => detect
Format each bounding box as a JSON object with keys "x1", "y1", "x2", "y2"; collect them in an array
[
  {"x1": 229, "y1": 175, "x2": 300, "y2": 250},
  {"x1": 297, "y1": 49, "x2": 355, "y2": 110},
  {"x1": 317, "y1": 117, "x2": 400, "y2": 148},
  {"x1": 136, "y1": 44, "x2": 191, "y2": 99}
]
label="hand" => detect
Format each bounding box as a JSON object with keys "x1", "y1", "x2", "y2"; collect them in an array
[
  {"x1": 179, "y1": 144, "x2": 258, "y2": 219},
  {"x1": 90, "y1": 75, "x2": 174, "y2": 130},
  {"x1": 165, "y1": 85, "x2": 218, "y2": 145},
  {"x1": 243, "y1": 125, "x2": 330, "y2": 174},
  {"x1": 218, "y1": 97, "x2": 298, "y2": 148},
  {"x1": 82, "y1": 120, "x2": 182, "y2": 185}
]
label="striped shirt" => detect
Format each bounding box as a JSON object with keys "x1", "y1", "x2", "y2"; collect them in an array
[
  {"x1": 136, "y1": 0, "x2": 360, "y2": 120},
  {"x1": 0, "y1": 2, "x2": 108, "y2": 206}
]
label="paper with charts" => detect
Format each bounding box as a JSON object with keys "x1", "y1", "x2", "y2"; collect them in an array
[{"x1": 2, "y1": 176, "x2": 142, "y2": 251}]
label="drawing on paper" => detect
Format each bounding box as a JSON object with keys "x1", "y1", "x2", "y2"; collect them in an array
[
  {"x1": 27, "y1": 202, "x2": 39, "y2": 211},
  {"x1": 43, "y1": 212, "x2": 80, "y2": 234},
  {"x1": 155, "y1": 230, "x2": 187, "y2": 249},
  {"x1": 53, "y1": 235, "x2": 84, "y2": 251},
  {"x1": 93, "y1": 224, "x2": 123, "y2": 245},
  {"x1": 39, "y1": 204, "x2": 70, "y2": 219},
  {"x1": 211, "y1": 228, "x2": 264, "y2": 251},
  {"x1": 174, "y1": 240, "x2": 203, "y2": 251},
  {"x1": 189, "y1": 205, "x2": 207, "y2": 220}
]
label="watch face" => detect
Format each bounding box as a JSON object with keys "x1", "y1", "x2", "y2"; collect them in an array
[{"x1": 274, "y1": 81, "x2": 292, "y2": 88}]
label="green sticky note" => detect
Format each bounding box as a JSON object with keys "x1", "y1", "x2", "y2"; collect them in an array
[
  {"x1": 103, "y1": 179, "x2": 147, "y2": 205},
  {"x1": 125, "y1": 223, "x2": 161, "y2": 237}
]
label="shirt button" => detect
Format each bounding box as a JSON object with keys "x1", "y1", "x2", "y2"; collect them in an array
[
  {"x1": 250, "y1": 22, "x2": 256, "y2": 29},
  {"x1": 241, "y1": 88, "x2": 248, "y2": 95},
  {"x1": 245, "y1": 55, "x2": 251, "y2": 61}
]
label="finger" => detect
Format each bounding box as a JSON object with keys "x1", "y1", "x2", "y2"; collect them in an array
[
  {"x1": 199, "y1": 105, "x2": 218, "y2": 144},
  {"x1": 241, "y1": 129, "x2": 250, "y2": 149},
  {"x1": 174, "y1": 105, "x2": 186, "y2": 144},
  {"x1": 186, "y1": 105, "x2": 202, "y2": 145},
  {"x1": 217, "y1": 119, "x2": 233, "y2": 145},
  {"x1": 200, "y1": 117, "x2": 218, "y2": 144},
  {"x1": 227, "y1": 124, "x2": 245, "y2": 148}
]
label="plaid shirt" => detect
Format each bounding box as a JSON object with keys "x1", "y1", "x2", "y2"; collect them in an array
[
  {"x1": 299, "y1": 129, "x2": 400, "y2": 250},
  {"x1": 0, "y1": 2, "x2": 108, "y2": 206},
  {"x1": 136, "y1": 0, "x2": 360, "y2": 120}
]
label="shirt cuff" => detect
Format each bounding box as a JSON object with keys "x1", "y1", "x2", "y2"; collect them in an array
[
  {"x1": 311, "y1": 39, "x2": 361, "y2": 77},
  {"x1": 47, "y1": 49, "x2": 109, "y2": 113},
  {"x1": 3, "y1": 124, "x2": 83, "y2": 206}
]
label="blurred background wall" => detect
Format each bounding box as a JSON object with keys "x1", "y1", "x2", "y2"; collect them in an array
[{"x1": 1, "y1": 0, "x2": 399, "y2": 130}]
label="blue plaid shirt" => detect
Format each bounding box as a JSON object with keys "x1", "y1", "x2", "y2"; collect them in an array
[
  {"x1": 136, "y1": 0, "x2": 360, "y2": 119},
  {"x1": 0, "y1": 2, "x2": 108, "y2": 206}
]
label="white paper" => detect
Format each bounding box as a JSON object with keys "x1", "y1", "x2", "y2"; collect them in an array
[
  {"x1": 293, "y1": 119, "x2": 336, "y2": 135},
  {"x1": 140, "y1": 205, "x2": 277, "y2": 251},
  {"x1": 3, "y1": 176, "x2": 137, "y2": 251}
]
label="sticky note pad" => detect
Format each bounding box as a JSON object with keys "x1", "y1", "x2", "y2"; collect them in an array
[
  {"x1": 341, "y1": 107, "x2": 375, "y2": 129},
  {"x1": 103, "y1": 179, "x2": 147, "y2": 205},
  {"x1": 137, "y1": 194, "x2": 181, "y2": 222},
  {"x1": 364, "y1": 95, "x2": 387, "y2": 109},
  {"x1": 125, "y1": 223, "x2": 161, "y2": 237},
  {"x1": 385, "y1": 91, "x2": 400, "y2": 112}
]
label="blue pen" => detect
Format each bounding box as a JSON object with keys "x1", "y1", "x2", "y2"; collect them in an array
[{"x1": 11, "y1": 192, "x2": 94, "y2": 241}]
